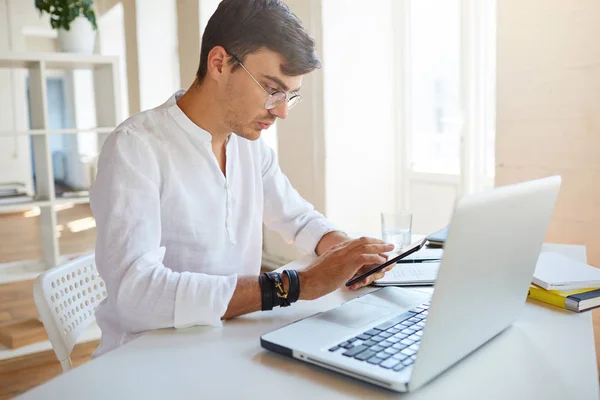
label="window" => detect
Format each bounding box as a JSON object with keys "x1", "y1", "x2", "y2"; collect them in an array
[
  {"x1": 27, "y1": 76, "x2": 72, "y2": 190},
  {"x1": 262, "y1": 0, "x2": 496, "y2": 263},
  {"x1": 409, "y1": 0, "x2": 462, "y2": 175}
]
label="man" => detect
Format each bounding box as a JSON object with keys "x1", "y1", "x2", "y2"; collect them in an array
[{"x1": 90, "y1": 0, "x2": 393, "y2": 357}]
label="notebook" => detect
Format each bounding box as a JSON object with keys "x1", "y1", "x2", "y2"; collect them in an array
[
  {"x1": 533, "y1": 252, "x2": 600, "y2": 291},
  {"x1": 527, "y1": 284, "x2": 600, "y2": 312},
  {"x1": 399, "y1": 247, "x2": 443, "y2": 263},
  {"x1": 373, "y1": 261, "x2": 440, "y2": 286},
  {"x1": 425, "y1": 226, "x2": 449, "y2": 248}
]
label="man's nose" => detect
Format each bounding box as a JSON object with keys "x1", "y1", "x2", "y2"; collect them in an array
[{"x1": 269, "y1": 101, "x2": 289, "y2": 120}]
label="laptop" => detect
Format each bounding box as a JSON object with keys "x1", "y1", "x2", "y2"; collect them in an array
[{"x1": 260, "y1": 176, "x2": 561, "y2": 392}]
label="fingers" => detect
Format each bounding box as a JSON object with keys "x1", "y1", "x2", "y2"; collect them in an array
[
  {"x1": 356, "y1": 260, "x2": 393, "y2": 274},
  {"x1": 349, "y1": 272, "x2": 379, "y2": 290},
  {"x1": 353, "y1": 253, "x2": 387, "y2": 267},
  {"x1": 349, "y1": 264, "x2": 396, "y2": 291},
  {"x1": 342, "y1": 237, "x2": 391, "y2": 254},
  {"x1": 369, "y1": 265, "x2": 394, "y2": 280},
  {"x1": 348, "y1": 244, "x2": 395, "y2": 262},
  {"x1": 344, "y1": 245, "x2": 393, "y2": 283}
]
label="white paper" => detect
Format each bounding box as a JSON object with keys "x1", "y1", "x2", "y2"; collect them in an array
[
  {"x1": 375, "y1": 262, "x2": 440, "y2": 285},
  {"x1": 532, "y1": 252, "x2": 600, "y2": 290}
]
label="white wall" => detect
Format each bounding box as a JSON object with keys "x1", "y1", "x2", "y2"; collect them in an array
[
  {"x1": 176, "y1": 0, "x2": 220, "y2": 89},
  {"x1": 176, "y1": 0, "x2": 201, "y2": 89},
  {"x1": 199, "y1": 0, "x2": 220, "y2": 33},
  {"x1": 97, "y1": 0, "x2": 182, "y2": 115},
  {"x1": 96, "y1": 0, "x2": 141, "y2": 115},
  {"x1": 261, "y1": 0, "x2": 328, "y2": 261},
  {"x1": 322, "y1": 0, "x2": 397, "y2": 236},
  {"x1": 496, "y1": 0, "x2": 600, "y2": 374},
  {"x1": 135, "y1": 0, "x2": 180, "y2": 109},
  {"x1": 496, "y1": 0, "x2": 600, "y2": 267},
  {"x1": 98, "y1": 2, "x2": 129, "y2": 120}
]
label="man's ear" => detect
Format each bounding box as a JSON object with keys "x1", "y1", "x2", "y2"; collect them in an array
[{"x1": 206, "y1": 46, "x2": 230, "y2": 81}]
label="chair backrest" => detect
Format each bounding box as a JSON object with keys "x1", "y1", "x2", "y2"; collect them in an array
[{"x1": 33, "y1": 253, "x2": 106, "y2": 372}]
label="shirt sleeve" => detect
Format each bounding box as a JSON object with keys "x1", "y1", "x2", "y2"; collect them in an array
[
  {"x1": 90, "y1": 128, "x2": 237, "y2": 334},
  {"x1": 260, "y1": 140, "x2": 338, "y2": 255}
]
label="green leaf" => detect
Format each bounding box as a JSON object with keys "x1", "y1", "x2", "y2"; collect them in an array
[{"x1": 34, "y1": 0, "x2": 98, "y2": 31}]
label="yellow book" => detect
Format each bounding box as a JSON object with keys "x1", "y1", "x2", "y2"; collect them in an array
[{"x1": 527, "y1": 284, "x2": 600, "y2": 312}]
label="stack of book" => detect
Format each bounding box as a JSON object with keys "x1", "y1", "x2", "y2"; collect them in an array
[
  {"x1": 0, "y1": 182, "x2": 31, "y2": 205},
  {"x1": 425, "y1": 226, "x2": 448, "y2": 248},
  {"x1": 527, "y1": 252, "x2": 600, "y2": 312}
]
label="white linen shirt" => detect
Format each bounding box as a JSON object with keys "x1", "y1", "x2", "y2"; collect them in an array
[{"x1": 90, "y1": 91, "x2": 336, "y2": 356}]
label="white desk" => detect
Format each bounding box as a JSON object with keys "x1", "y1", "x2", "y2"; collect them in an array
[{"x1": 20, "y1": 245, "x2": 599, "y2": 399}]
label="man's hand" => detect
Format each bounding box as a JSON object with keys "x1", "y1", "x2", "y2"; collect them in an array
[
  {"x1": 298, "y1": 237, "x2": 394, "y2": 301},
  {"x1": 315, "y1": 230, "x2": 352, "y2": 256},
  {"x1": 314, "y1": 231, "x2": 394, "y2": 290},
  {"x1": 347, "y1": 261, "x2": 395, "y2": 291}
]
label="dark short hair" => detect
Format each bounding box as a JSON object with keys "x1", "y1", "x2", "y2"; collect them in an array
[{"x1": 196, "y1": 0, "x2": 321, "y2": 82}]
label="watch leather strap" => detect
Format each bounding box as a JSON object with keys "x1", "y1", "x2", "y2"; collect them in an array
[
  {"x1": 283, "y1": 270, "x2": 300, "y2": 303},
  {"x1": 259, "y1": 273, "x2": 273, "y2": 311},
  {"x1": 265, "y1": 272, "x2": 290, "y2": 307}
]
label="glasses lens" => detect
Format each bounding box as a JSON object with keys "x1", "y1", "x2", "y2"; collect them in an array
[
  {"x1": 288, "y1": 95, "x2": 302, "y2": 110},
  {"x1": 265, "y1": 92, "x2": 286, "y2": 110}
]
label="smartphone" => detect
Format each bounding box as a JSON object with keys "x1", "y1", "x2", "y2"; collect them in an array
[{"x1": 345, "y1": 238, "x2": 428, "y2": 287}]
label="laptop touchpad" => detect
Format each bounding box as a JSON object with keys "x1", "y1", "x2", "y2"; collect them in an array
[{"x1": 316, "y1": 301, "x2": 396, "y2": 329}]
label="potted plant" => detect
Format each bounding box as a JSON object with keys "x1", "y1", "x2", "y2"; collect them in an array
[{"x1": 35, "y1": 0, "x2": 98, "y2": 54}]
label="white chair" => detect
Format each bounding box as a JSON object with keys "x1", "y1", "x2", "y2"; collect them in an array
[{"x1": 33, "y1": 254, "x2": 106, "y2": 372}]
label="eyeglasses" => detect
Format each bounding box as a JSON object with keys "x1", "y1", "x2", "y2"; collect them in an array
[{"x1": 229, "y1": 53, "x2": 302, "y2": 111}]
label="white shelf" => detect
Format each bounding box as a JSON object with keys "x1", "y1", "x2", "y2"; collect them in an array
[
  {"x1": 0, "y1": 127, "x2": 115, "y2": 137},
  {"x1": 0, "y1": 197, "x2": 91, "y2": 214},
  {"x1": 0, "y1": 322, "x2": 101, "y2": 361},
  {"x1": 55, "y1": 196, "x2": 90, "y2": 205},
  {"x1": 0, "y1": 198, "x2": 51, "y2": 210},
  {"x1": 0, "y1": 52, "x2": 121, "y2": 270},
  {"x1": 0, "y1": 52, "x2": 118, "y2": 69}
]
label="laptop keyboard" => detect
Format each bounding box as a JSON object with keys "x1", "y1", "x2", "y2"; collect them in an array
[{"x1": 328, "y1": 302, "x2": 429, "y2": 372}]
